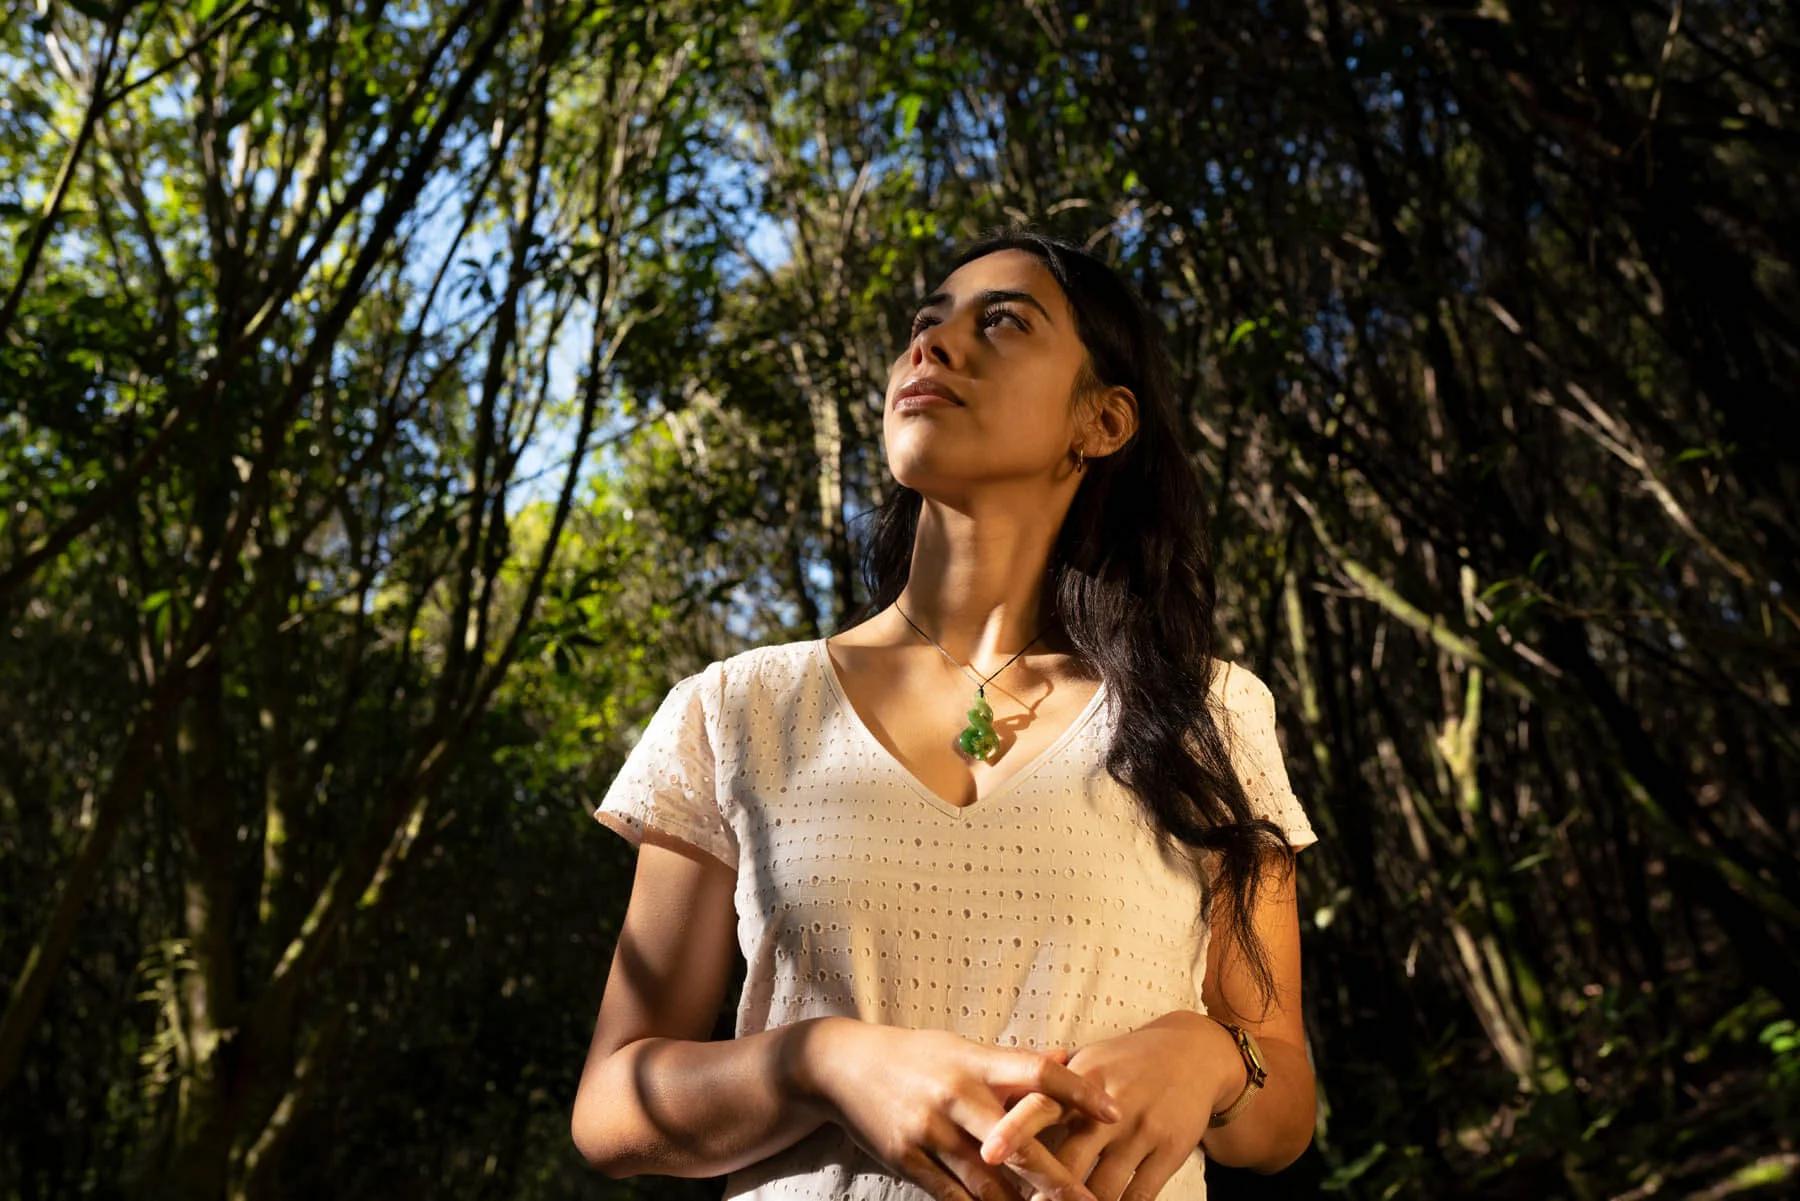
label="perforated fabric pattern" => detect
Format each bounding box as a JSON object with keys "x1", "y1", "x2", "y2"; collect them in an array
[
  {"x1": 591, "y1": 640, "x2": 1319, "y2": 1199},
  {"x1": 591, "y1": 659, "x2": 738, "y2": 872},
  {"x1": 1214, "y1": 659, "x2": 1319, "y2": 854}
]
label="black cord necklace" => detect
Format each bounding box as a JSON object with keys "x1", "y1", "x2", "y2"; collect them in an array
[{"x1": 895, "y1": 602, "x2": 1040, "y2": 762}]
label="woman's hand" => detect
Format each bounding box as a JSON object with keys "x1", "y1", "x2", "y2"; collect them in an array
[
  {"x1": 975, "y1": 1013, "x2": 1247, "y2": 1201},
  {"x1": 810, "y1": 1018, "x2": 1124, "y2": 1201}
]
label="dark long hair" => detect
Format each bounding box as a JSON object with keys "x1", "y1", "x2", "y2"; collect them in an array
[{"x1": 842, "y1": 225, "x2": 1297, "y2": 1017}]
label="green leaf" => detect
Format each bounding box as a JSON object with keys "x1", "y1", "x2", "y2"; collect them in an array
[
  {"x1": 1508, "y1": 849, "x2": 1552, "y2": 873},
  {"x1": 1322, "y1": 1140, "x2": 1386, "y2": 1190},
  {"x1": 897, "y1": 93, "x2": 924, "y2": 138}
]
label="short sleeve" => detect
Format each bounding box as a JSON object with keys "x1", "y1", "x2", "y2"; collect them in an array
[
  {"x1": 591, "y1": 662, "x2": 739, "y2": 872},
  {"x1": 1217, "y1": 662, "x2": 1318, "y2": 852}
]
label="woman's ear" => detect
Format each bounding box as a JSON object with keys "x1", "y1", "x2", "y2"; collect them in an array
[{"x1": 1097, "y1": 384, "x2": 1138, "y2": 451}]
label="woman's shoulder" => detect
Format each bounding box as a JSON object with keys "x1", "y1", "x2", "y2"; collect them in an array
[
  {"x1": 653, "y1": 639, "x2": 817, "y2": 718},
  {"x1": 1206, "y1": 656, "x2": 1274, "y2": 701},
  {"x1": 709, "y1": 636, "x2": 824, "y2": 709},
  {"x1": 716, "y1": 635, "x2": 817, "y2": 675}
]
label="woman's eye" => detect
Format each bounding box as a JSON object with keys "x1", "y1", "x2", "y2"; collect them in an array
[{"x1": 908, "y1": 308, "x2": 1024, "y2": 337}]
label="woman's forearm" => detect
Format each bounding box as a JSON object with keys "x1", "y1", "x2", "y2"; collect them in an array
[
  {"x1": 573, "y1": 1015, "x2": 845, "y2": 1180},
  {"x1": 1131, "y1": 1008, "x2": 1315, "y2": 1172},
  {"x1": 1199, "y1": 1030, "x2": 1316, "y2": 1172}
]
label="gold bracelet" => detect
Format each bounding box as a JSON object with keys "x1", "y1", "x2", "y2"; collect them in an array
[{"x1": 1207, "y1": 1022, "x2": 1268, "y2": 1128}]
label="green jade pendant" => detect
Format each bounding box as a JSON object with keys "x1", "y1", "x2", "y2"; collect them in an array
[{"x1": 957, "y1": 686, "x2": 1000, "y2": 761}]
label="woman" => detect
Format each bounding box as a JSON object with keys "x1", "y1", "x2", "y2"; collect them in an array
[{"x1": 571, "y1": 227, "x2": 1319, "y2": 1201}]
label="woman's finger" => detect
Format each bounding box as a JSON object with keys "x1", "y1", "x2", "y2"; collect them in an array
[
  {"x1": 1112, "y1": 1142, "x2": 1189, "y2": 1201},
  {"x1": 1080, "y1": 1121, "x2": 1161, "y2": 1201},
  {"x1": 993, "y1": 1045, "x2": 1122, "y2": 1127},
  {"x1": 899, "y1": 1146, "x2": 980, "y2": 1201},
  {"x1": 934, "y1": 1136, "x2": 1033, "y2": 1201},
  {"x1": 988, "y1": 1126, "x2": 1098, "y2": 1201},
  {"x1": 981, "y1": 1091, "x2": 1067, "y2": 1165},
  {"x1": 943, "y1": 1073, "x2": 1098, "y2": 1201},
  {"x1": 1041, "y1": 1119, "x2": 1108, "y2": 1190}
]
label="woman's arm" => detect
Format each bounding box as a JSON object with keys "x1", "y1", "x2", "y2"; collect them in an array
[
  {"x1": 1194, "y1": 852, "x2": 1317, "y2": 1172},
  {"x1": 571, "y1": 837, "x2": 840, "y2": 1179},
  {"x1": 1145, "y1": 1008, "x2": 1316, "y2": 1172},
  {"x1": 573, "y1": 1015, "x2": 840, "y2": 1179}
]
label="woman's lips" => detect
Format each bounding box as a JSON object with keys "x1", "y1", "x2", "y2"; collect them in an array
[{"x1": 895, "y1": 392, "x2": 960, "y2": 412}]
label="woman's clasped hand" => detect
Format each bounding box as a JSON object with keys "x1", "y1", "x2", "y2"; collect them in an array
[
  {"x1": 978, "y1": 1013, "x2": 1247, "y2": 1201},
  {"x1": 815, "y1": 1021, "x2": 1124, "y2": 1201}
]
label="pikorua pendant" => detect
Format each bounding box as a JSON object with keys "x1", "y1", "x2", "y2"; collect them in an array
[{"x1": 958, "y1": 684, "x2": 999, "y2": 761}]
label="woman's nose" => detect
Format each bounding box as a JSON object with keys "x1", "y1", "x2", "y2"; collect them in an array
[{"x1": 912, "y1": 328, "x2": 953, "y2": 367}]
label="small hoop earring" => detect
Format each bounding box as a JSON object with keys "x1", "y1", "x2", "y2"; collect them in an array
[{"x1": 1073, "y1": 446, "x2": 1087, "y2": 473}]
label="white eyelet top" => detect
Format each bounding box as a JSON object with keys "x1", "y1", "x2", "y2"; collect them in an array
[{"x1": 592, "y1": 637, "x2": 1318, "y2": 1200}]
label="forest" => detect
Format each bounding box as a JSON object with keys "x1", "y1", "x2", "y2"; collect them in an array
[{"x1": 1, "y1": 1, "x2": 1795, "y2": 1198}]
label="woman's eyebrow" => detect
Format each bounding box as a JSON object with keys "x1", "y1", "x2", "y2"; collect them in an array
[{"x1": 915, "y1": 288, "x2": 1054, "y2": 326}]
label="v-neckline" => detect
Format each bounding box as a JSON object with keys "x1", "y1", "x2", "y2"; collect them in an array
[{"x1": 813, "y1": 636, "x2": 1109, "y2": 819}]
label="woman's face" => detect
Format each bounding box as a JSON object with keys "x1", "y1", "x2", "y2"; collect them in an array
[{"x1": 883, "y1": 248, "x2": 1092, "y2": 492}]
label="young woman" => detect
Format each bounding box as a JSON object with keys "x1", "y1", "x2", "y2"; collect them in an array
[{"x1": 572, "y1": 228, "x2": 1319, "y2": 1201}]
